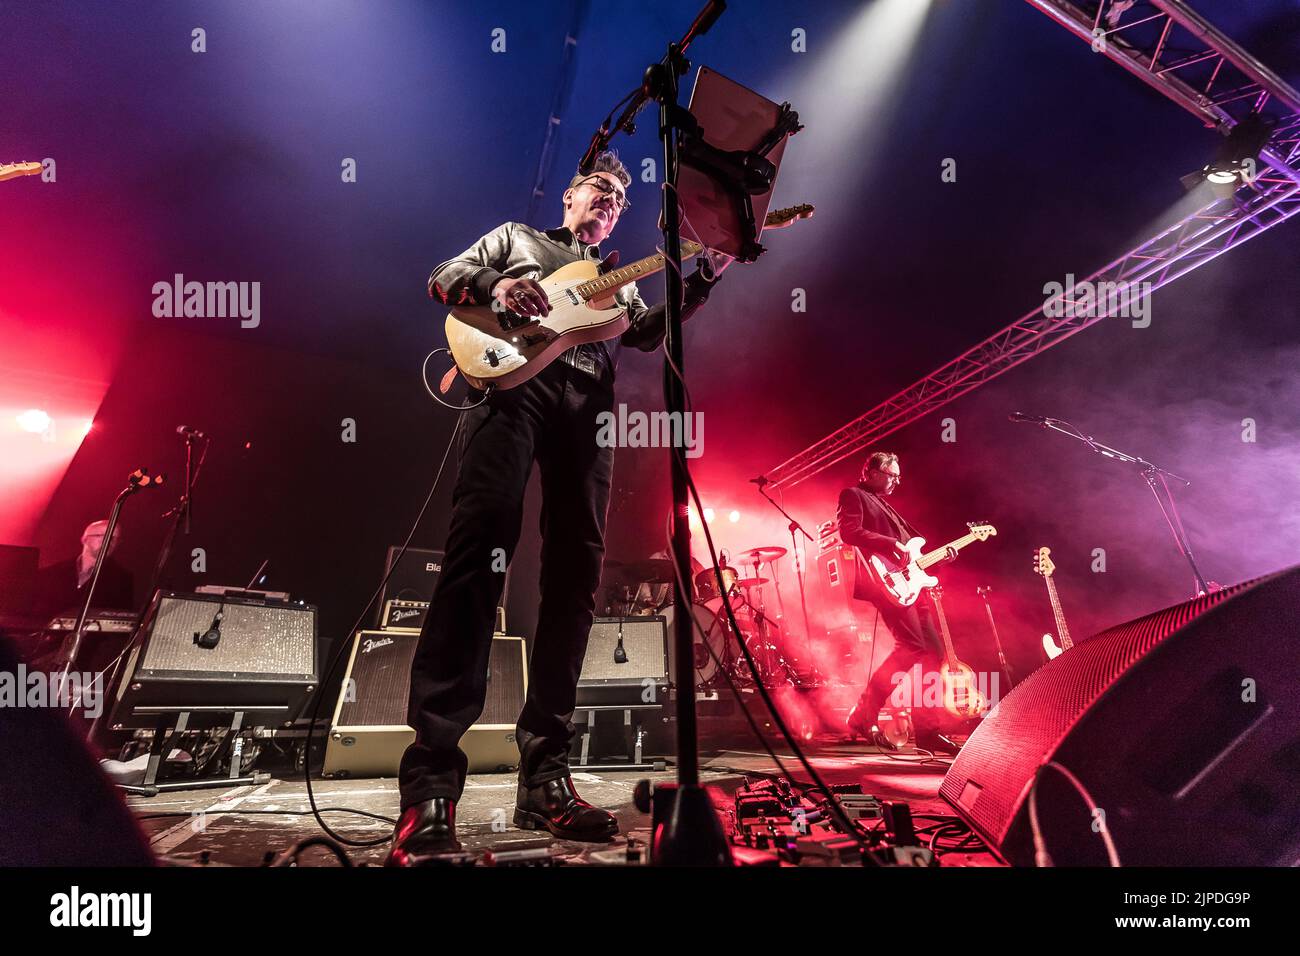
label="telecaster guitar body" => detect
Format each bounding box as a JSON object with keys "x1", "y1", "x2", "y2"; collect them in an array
[{"x1": 445, "y1": 260, "x2": 623, "y2": 390}]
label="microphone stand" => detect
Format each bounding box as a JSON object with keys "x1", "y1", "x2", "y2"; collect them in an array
[
  {"x1": 60, "y1": 468, "x2": 161, "y2": 718},
  {"x1": 1022, "y1": 416, "x2": 1211, "y2": 598},
  {"x1": 585, "y1": 0, "x2": 732, "y2": 866},
  {"x1": 754, "y1": 480, "x2": 816, "y2": 674}
]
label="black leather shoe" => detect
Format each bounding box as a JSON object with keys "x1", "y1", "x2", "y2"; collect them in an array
[
  {"x1": 846, "y1": 704, "x2": 897, "y2": 751},
  {"x1": 514, "y1": 776, "x2": 618, "y2": 842},
  {"x1": 385, "y1": 797, "x2": 461, "y2": 866}
]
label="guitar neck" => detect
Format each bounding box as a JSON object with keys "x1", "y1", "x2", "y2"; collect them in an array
[
  {"x1": 917, "y1": 532, "x2": 980, "y2": 570},
  {"x1": 930, "y1": 591, "x2": 959, "y2": 662},
  {"x1": 1043, "y1": 575, "x2": 1073, "y2": 649},
  {"x1": 576, "y1": 241, "x2": 703, "y2": 302}
]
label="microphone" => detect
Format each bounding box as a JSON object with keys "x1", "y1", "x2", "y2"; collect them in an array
[
  {"x1": 578, "y1": 123, "x2": 610, "y2": 176},
  {"x1": 749, "y1": 475, "x2": 769, "y2": 487},
  {"x1": 614, "y1": 635, "x2": 628, "y2": 664},
  {"x1": 194, "y1": 607, "x2": 223, "y2": 649},
  {"x1": 1008, "y1": 411, "x2": 1051, "y2": 425},
  {"x1": 176, "y1": 425, "x2": 205, "y2": 439}
]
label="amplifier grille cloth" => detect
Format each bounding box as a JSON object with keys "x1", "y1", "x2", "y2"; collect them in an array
[
  {"x1": 142, "y1": 596, "x2": 315, "y2": 675},
  {"x1": 338, "y1": 633, "x2": 524, "y2": 727},
  {"x1": 581, "y1": 619, "x2": 667, "y2": 682}
]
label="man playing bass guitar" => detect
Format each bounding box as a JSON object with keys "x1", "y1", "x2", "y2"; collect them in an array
[{"x1": 838, "y1": 451, "x2": 957, "y2": 755}]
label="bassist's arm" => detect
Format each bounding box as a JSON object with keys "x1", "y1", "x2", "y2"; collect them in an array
[{"x1": 836, "y1": 489, "x2": 901, "y2": 557}]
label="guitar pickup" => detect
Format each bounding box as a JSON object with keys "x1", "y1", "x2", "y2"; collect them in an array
[
  {"x1": 484, "y1": 348, "x2": 500, "y2": 368},
  {"x1": 497, "y1": 310, "x2": 528, "y2": 332}
]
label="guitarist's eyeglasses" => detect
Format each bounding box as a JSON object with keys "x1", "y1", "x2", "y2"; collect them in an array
[{"x1": 577, "y1": 176, "x2": 630, "y2": 213}]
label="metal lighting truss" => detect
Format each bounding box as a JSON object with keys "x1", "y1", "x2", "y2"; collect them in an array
[{"x1": 765, "y1": 0, "x2": 1300, "y2": 489}]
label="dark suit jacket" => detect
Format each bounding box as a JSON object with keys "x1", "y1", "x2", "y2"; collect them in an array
[{"x1": 836, "y1": 485, "x2": 922, "y2": 602}]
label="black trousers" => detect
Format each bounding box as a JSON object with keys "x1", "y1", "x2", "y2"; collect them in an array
[
  {"x1": 399, "y1": 361, "x2": 615, "y2": 808},
  {"x1": 855, "y1": 598, "x2": 945, "y2": 733}
]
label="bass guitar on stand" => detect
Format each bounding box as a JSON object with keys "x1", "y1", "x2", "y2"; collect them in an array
[
  {"x1": 1033, "y1": 546, "x2": 1075, "y2": 661},
  {"x1": 929, "y1": 586, "x2": 987, "y2": 720}
]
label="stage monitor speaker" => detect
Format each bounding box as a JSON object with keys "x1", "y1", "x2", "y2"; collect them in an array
[
  {"x1": 323, "y1": 630, "x2": 527, "y2": 778},
  {"x1": 109, "y1": 590, "x2": 318, "y2": 730},
  {"x1": 578, "y1": 617, "x2": 668, "y2": 706},
  {"x1": 940, "y1": 565, "x2": 1300, "y2": 866},
  {"x1": 0, "y1": 633, "x2": 155, "y2": 866}
]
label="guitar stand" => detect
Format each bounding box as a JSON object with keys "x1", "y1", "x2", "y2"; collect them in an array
[{"x1": 137, "y1": 710, "x2": 268, "y2": 793}]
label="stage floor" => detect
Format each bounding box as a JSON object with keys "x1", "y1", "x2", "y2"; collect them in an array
[{"x1": 126, "y1": 738, "x2": 1001, "y2": 867}]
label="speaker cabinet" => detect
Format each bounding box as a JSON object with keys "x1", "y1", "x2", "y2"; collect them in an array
[
  {"x1": 578, "y1": 617, "x2": 668, "y2": 706},
  {"x1": 109, "y1": 590, "x2": 318, "y2": 729},
  {"x1": 940, "y1": 565, "x2": 1300, "y2": 866},
  {"x1": 0, "y1": 633, "x2": 155, "y2": 866},
  {"x1": 323, "y1": 630, "x2": 527, "y2": 778}
]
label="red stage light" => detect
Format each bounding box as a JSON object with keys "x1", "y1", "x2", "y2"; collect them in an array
[{"x1": 16, "y1": 408, "x2": 51, "y2": 433}]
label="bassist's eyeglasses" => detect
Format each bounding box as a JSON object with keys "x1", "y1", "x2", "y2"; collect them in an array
[{"x1": 577, "y1": 176, "x2": 630, "y2": 213}]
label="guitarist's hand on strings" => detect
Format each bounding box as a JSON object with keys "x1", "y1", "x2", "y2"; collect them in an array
[{"x1": 492, "y1": 276, "x2": 551, "y2": 317}]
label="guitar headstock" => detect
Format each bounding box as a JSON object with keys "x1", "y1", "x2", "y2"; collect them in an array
[
  {"x1": 1033, "y1": 546, "x2": 1055, "y2": 578},
  {"x1": 0, "y1": 161, "x2": 43, "y2": 183},
  {"x1": 763, "y1": 203, "x2": 814, "y2": 230},
  {"x1": 966, "y1": 522, "x2": 997, "y2": 541}
]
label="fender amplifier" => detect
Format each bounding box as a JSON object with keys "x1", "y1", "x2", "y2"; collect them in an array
[
  {"x1": 323, "y1": 631, "x2": 527, "y2": 777},
  {"x1": 109, "y1": 590, "x2": 318, "y2": 730},
  {"x1": 578, "y1": 617, "x2": 668, "y2": 706}
]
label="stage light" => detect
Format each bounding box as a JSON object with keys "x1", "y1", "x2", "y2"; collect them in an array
[
  {"x1": 16, "y1": 408, "x2": 51, "y2": 433},
  {"x1": 1183, "y1": 113, "x2": 1274, "y2": 197},
  {"x1": 729, "y1": 510, "x2": 740, "y2": 523},
  {"x1": 82, "y1": 419, "x2": 94, "y2": 437},
  {"x1": 703, "y1": 508, "x2": 715, "y2": 523}
]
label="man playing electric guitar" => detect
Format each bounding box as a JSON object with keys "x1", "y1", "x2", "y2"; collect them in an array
[
  {"x1": 838, "y1": 452, "x2": 957, "y2": 754},
  {"x1": 389, "y1": 151, "x2": 732, "y2": 865}
]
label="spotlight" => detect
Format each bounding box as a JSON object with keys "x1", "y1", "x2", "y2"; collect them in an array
[
  {"x1": 703, "y1": 508, "x2": 715, "y2": 523},
  {"x1": 16, "y1": 409, "x2": 51, "y2": 433},
  {"x1": 1183, "y1": 113, "x2": 1274, "y2": 197},
  {"x1": 728, "y1": 510, "x2": 740, "y2": 523}
]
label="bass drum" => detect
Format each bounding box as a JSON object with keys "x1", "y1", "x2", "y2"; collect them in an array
[{"x1": 660, "y1": 599, "x2": 734, "y2": 689}]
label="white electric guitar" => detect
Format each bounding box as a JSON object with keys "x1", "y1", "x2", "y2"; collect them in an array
[
  {"x1": 443, "y1": 203, "x2": 813, "y2": 390},
  {"x1": 863, "y1": 522, "x2": 997, "y2": 608},
  {"x1": 1033, "y1": 546, "x2": 1074, "y2": 660}
]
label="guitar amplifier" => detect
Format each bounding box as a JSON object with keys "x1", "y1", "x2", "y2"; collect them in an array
[
  {"x1": 323, "y1": 630, "x2": 527, "y2": 777},
  {"x1": 109, "y1": 590, "x2": 318, "y2": 730},
  {"x1": 377, "y1": 546, "x2": 443, "y2": 613},
  {"x1": 577, "y1": 617, "x2": 668, "y2": 706},
  {"x1": 381, "y1": 600, "x2": 427, "y2": 631},
  {"x1": 380, "y1": 599, "x2": 506, "y2": 634}
]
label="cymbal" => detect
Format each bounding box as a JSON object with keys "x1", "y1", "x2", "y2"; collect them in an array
[
  {"x1": 740, "y1": 546, "x2": 787, "y2": 562},
  {"x1": 732, "y1": 576, "x2": 770, "y2": 589}
]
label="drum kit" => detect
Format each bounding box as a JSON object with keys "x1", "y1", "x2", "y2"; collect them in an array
[{"x1": 602, "y1": 545, "x2": 812, "y2": 692}]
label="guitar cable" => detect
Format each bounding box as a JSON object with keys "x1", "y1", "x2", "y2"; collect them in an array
[{"x1": 300, "y1": 402, "x2": 471, "y2": 847}]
